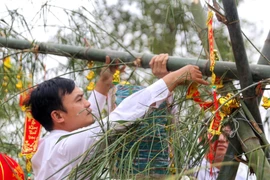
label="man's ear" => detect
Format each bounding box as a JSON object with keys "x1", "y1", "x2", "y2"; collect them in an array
[{"x1": 51, "y1": 110, "x2": 64, "y2": 124}]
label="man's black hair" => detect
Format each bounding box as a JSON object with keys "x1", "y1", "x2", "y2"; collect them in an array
[{"x1": 27, "y1": 77, "x2": 75, "y2": 131}]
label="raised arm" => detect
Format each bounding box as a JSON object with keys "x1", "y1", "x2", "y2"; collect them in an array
[
  {"x1": 88, "y1": 56, "x2": 125, "y2": 117},
  {"x1": 105, "y1": 63, "x2": 208, "y2": 125},
  {"x1": 163, "y1": 65, "x2": 208, "y2": 92}
]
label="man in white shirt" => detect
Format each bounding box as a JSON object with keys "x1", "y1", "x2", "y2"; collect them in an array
[{"x1": 27, "y1": 55, "x2": 208, "y2": 179}]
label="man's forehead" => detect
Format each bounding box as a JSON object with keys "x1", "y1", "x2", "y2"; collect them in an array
[
  {"x1": 63, "y1": 86, "x2": 83, "y2": 98},
  {"x1": 73, "y1": 86, "x2": 84, "y2": 94}
]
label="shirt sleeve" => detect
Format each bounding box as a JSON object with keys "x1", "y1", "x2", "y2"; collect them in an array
[
  {"x1": 88, "y1": 90, "x2": 107, "y2": 120},
  {"x1": 88, "y1": 79, "x2": 170, "y2": 133},
  {"x1": 85, "y1": 79, "x2": 170, "y2": 137},
  {"x1": 109, "y1": 79, "x2": 169, "y2": 121}
]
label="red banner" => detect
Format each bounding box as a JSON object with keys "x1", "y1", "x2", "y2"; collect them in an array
[
  {"x1": 21, "y1": 111, "x2": 41, "y2": 155},
  {"x1": 207, "y1": 10, "x2": 216, "y2": 85}
]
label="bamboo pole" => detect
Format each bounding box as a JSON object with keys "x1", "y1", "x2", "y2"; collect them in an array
[
  {"x1": 258, "y1": 30, "x2": 270, "y2": 65},
  {"x1": 257, "y1": 30, "x2": 270, "y2": 103},
  {"x1": 256, "y1": 31, "x2": 270, "y2": 161},
  {"x1": 236, "y1": 110, "x2": 270, "y2": 180},
  {"x1": 1, "y1": 37, "x2": 270, "y2": 82},
  {"x1": 221, "y1": 0, "x2": 263, "y2": 132}
]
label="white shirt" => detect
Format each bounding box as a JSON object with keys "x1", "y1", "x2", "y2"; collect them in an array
[
  {"x1": 195, "y1": 158, "x2": 253, "y2": 180},
  {"x1": 32, "y1": 79, "x2": 170, "y2": 179}
]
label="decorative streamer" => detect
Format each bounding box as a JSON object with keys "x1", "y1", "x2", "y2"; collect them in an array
[
  {"x1": 208, "y1": 86, "x2": 222, "y2": 135},
  {"x1": 207, "y1": 10, "x2": 216, "y2": 85},
  {"x1": 206, "y1": 8, "x2": 220, "y2": 176},
  {"x1": 213, "y1": 50, "x2": 223, "y2": 89}
]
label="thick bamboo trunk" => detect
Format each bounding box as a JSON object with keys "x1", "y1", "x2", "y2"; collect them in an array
[
  {"x1": 237, "y1": 111, "x2": 270, "y2": 180},
  {"x1": 256, "y1": 31, "x2": 270, "y2": 161},
  {"x1": 222, "y1": 0, "x2": 263, "y2": 132},
  {"x1": 258, "y1": 30, "x2": 270, "y2": 65},
  {"x1": 1, "y1": 37, "x2": 270, "y2": 82},
  {"x1": 257, "y1": 30, "x2": 270, "y2": 103}
]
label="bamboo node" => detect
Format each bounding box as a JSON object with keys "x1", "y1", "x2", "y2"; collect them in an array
[
  {"x1": 32, "y1": 44, "x2": 39, "y2": 54},
  {"x1": 250, "y1": 120, "x2": 263, "y2": 134},
  {"x1": 227, "y1": 20, "x2": 239, "y2": 25},
  {"x1": 234, "y1": 155, "x2": 248, "y2": 164},
  {"x1": 133, "y1": 58, "x2": 142, "y2": 67},
  {"x1": 234, "y1": 155, "x2": 255, "y2": 175},
  {"x1": 242, "y1": 136, "x2": 259, "y2": 144}
]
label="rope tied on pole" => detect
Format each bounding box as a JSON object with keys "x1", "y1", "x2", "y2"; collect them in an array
[{"x1": 133, "y1": 57, "x2": 142, "y2": 67}]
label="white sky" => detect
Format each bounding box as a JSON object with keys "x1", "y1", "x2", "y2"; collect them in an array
[{"x1": 238, "y1": 0, "x2": 270, "y2": 44}]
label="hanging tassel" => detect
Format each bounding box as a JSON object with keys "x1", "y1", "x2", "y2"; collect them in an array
[
  {"x1": 207, "y1": 10, "x2": 216, "y2": 85},
  {"x1": 86, "y1": 61, "x2": 96, "y2": 91},
  {"x1": 206, "y1": 134, "x2": 218, "y2": 176},
  {"x1": 208, "y1": 86, "x2": 222, "y2": 135},
  {"x1": 113, "y1": 69, "x2": 120, "y2": 85},
  {"x1": 207, "y1": 86, "x2": 223, "y2": 176}
]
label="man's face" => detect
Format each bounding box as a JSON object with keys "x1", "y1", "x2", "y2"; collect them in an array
[
  {"x1": 212, "y1": 125, "x2": 231, "y2": 163},
  {"x1": 60, "y1": 86, "x2": 94, "y2": 131}
]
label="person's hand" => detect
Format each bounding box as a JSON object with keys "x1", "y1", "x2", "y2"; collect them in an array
[
  {"x1": 99, "y1": 56, "x2": 125, "y2": 82},
  {"x1": 95, "y1": 56, "x2": 125, "y2": 95},
  {"x1": 162, "y1": 64, "x2": 208, "y2": 92},
  {"x1": 149, "y1": 53, "x2": 169, "y2": 78},
  {"x1": 175, "y1": 65, "x2": 208, "y2": 85}
]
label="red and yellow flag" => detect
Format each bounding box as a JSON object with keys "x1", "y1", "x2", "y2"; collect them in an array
[
  {"x1": 20, "y1": 91, "x2": 42, "y2": 179},
  {"x1": 21, "y1": 111, "x2": 41, "y2": 156},
  {"x1": 0, "y1": 153, "x2": 24, "y2": 180}
]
